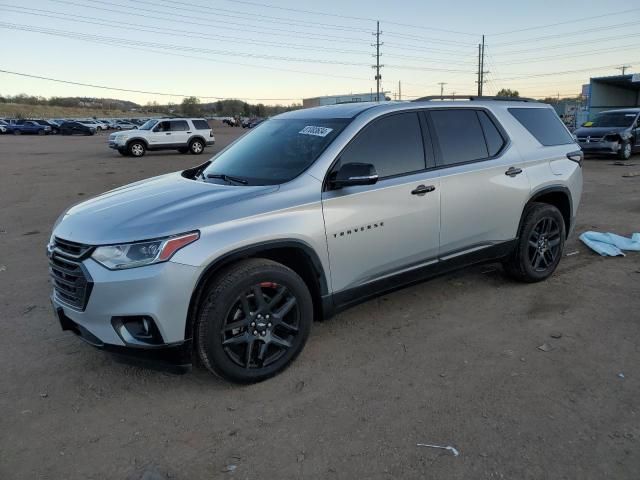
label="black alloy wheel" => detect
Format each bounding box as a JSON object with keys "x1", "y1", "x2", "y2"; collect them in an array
[
  {"x1": 196, "y1": 258, "x2": 313, "y2": 383},
  {"x1": 503, "y1": 202, "x2": 565, "y2": 282},
  {"x1": 221, "y1": 282, "x2": 301, "y2": 369},
  {"x1": 527, "y1": 217, "x2": 561, "y2": 272}
]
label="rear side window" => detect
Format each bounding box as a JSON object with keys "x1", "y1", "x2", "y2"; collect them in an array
[
  {"x1": 430, "y1": 109, "x2": 488, "y2": 165},
  {"x1": 509, "y1": 108, "x2": 574, "y2": 146},
  {"x1": 192, "y1": 119, "x2": 210, "y2": 130},
  {"x1": 478, "y1": 111, "x2": 505, "y2": 156},
  {"x1": 340, "y1": 112, "x2": 426, "y2": 178},
  {"x1": 170, "y1": 120, "x2": 189, "y2": 131}
]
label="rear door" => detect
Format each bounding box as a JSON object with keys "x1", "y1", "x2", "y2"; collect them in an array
[
  {"x1": 427, "y1": 108, "x2": 530, "y2": 256},
  {"x1": 322, "y1": 111, "x2": 441, "y2": 294}
]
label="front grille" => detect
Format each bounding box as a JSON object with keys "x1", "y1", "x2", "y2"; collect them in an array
[
  {"x1": 577, "y1": 136, "x2": 602, "y2": 143},
  {"x1": 49, "y1": 238, "x2": 94, "y2": 311}
]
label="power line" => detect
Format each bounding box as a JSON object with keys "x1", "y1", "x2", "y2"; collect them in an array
[
  {"x1": 491, "y1": 20, "x2": 640, "y2": 47},
  {"x1": 217, "y1": 0, "x2": 480, "y2": 36},
  {"x1": 0, "y1": 22, "x2": 371, "y2": 66},
  {"x1": 135, "y1": 0, "x2": 372, "y2": 34},
  {"x1": 0, "y1": 4, "x2": 372, "y2": 55},
  {"x1": 493, "y1": 61, "x2": 640, "y2": 81},
  {"x1": 490, "y1": 34, "x2": 640, "y2": 56},
  {"x1": 46, "y1": 0, "x2": 369, "y2": 44},
  {"x1": 0, "y1": 25, "x2": 373, "y2": 82},
  {"x1": 491, "y1": 7, "x2": 640, "y2": 36},
  {"x1": 0, "y1": 68, "x2": 302, "y2": 101}
]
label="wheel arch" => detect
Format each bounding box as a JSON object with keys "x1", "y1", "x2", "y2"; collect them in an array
[
  {"x1": 184, "y1": 240, "x2": 329, "y2": 342},
  {"x1": 189, "y1": 135, "x2": 207, "y2": 145},
  {"x1": 520, "y1": 185, "x2": 573, "y2": 238},
  {"x1": 125, "y1": 137, "x2": 149, "y2": 149}
]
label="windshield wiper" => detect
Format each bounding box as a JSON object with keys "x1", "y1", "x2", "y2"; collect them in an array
[{"x1": 206, "y1": 173, "x2": 249, "y2": 185}]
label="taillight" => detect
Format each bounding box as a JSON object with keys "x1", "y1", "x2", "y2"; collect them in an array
[
  {"x1": 210, "y1": 131, "x2": 214, "y2": 137},
  {"x1": 566, "y1": 150, "x2": 583, "y2": 167}
]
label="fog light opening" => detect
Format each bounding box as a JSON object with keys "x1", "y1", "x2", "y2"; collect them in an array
[{"x1": 112, "y1": 316, "x2": 164, "y2": 347}]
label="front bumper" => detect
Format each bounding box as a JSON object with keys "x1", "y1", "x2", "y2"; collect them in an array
[
  {"x1": 50, "y1": 258, "x2": 201, "y2": 369},
  {"x1": 578, "y1": 141, "x2": 620, "y2": 154}
]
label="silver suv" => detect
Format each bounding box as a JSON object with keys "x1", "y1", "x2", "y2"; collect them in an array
[{"x1": 48, "y1": 98, "x2": 583, "y2": 383}]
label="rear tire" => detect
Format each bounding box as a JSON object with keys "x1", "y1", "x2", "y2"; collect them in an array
[
  {"x1": 128, "y1": 141, "x2": 146, "y2": 157},
  {"x1": 195, "y1": 259, "x2": 313, "y2": 383},
  {"x1": 13, "y1": 130, "x2": 21, "y2": 135},
  {"x1": 619, "y1": 140, "x2": 632, "y2": 160},
  {"x1": 189, "y1": 139, "x2": 204, "y2": 155},
  {"x1": 503, "y1": 203, "x2": 565, "y2": 283}
]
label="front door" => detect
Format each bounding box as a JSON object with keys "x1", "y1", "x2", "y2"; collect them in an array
[{"x1": 322, "y1": 111, "x2": 441, "y2": 294}]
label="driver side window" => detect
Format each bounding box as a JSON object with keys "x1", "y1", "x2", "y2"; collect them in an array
[{"x1": 154, "y1": 121, "x2": 170, "y2": 132}]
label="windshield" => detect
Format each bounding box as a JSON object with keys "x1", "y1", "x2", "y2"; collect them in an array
[
  {"x1": 589, "y1": 112, "x2": 637, "y2": 128},
  {"x1": 202, "y1": 118, "x2": 350, "y2": 185},
  {"x1": 139, "y1": 120, "x2": 158, "y2": 130}
]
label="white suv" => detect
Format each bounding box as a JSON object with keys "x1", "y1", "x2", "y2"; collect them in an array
[{"x1": 108, "y1": 118, "x2": 215, "y2": 157}]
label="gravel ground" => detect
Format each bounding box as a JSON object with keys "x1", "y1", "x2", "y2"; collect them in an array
[{"x1": 0, "y1": 128, "x2": 639, "y2": 479}]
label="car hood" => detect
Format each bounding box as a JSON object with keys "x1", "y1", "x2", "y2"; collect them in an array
[
  {"x1": 574, "y1": 126, "x2": 629, "y2": 137},
  {"x1": 54, "y1": 172, "x2": 278, "y2": 245}
]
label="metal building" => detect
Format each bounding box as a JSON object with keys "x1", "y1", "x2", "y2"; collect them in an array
[
  {"x1": 303, "y1": 92, "x2": 390, "y2": 108},
  {"x1": 586, "y1": 74, "x2": 640, "y2": 117}
]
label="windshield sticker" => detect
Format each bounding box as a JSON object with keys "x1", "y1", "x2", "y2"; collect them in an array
[{"x1": 299, "y1": 126, "x2": 333, "y2": 137}]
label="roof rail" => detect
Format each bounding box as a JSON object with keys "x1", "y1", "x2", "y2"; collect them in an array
[{"x1": 412, "y1": 95, "x2": 538, "y2": 102}]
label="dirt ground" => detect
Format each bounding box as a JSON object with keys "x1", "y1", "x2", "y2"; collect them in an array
[{"x1": 0, "y1": 127, "x2": 639, "y2": 479}]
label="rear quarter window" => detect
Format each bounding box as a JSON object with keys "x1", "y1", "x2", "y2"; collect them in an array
[
  {"x1": 192, "y1": 119, "x2": 210, "y2": 130},
  {"x1": 508, "y1": 108, "x2": 574, "y2": 146}
]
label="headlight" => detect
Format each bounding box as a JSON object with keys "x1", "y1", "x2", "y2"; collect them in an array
[
  {"x1": 603, "y1": 134, "x2": 619, "y2": 143},
  {"x1": 91, "y1": 231, "x2": 199, "y2": 270}
]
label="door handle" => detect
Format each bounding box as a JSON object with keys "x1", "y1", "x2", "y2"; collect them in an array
[
  {"x1": 165, "y1": 132, "x2": 171, "y2": 135},
  {"x1": 411, "y1": 185, "x2": 436, "y2": 195},
  {"x1": 186, "y1": 131, "x2": 192, "y2": 134},
  {"x1": 505, "y1": 167, "x2": 523, "y2": 177}
]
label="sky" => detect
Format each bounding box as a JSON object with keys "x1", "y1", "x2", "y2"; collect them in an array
[{"x1": 0, "y1": 0, "x2": 639, "y2": 105}]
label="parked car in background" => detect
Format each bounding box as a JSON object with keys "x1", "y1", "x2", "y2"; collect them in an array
[
  {"x1": 222, "y1": 117, "x2": 238, "y2": 127},
  {"x1": 22, "y1": 119, "x2": 61, "y2": 134},
  {"x1": 574, "y1": 108, "x2": 640, "y2": 160},
  {"x1": 50, "y1": 99, "x2": 582, "y2": 383},
  {"x1": 108, "y1": 118, "x2": 214, "y2": 157},
  {"x1": 6, "y1": 120, "x2": 51, "y2": 135},
  {"x1": 0, "y1": 119, "x2": 8, "y2": 134},
  {"x1": 113, "y1": 120, "x2": 138, "y2": 130},
  {"x1": 59, "y1": 121, "x2": 96, "y2": 136},
  {"x1": 79, "y1": 120, "x2": 108, "y2": 131}
]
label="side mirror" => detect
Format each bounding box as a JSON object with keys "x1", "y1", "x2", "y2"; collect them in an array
[{"x1": 330, "y1": 162, "x2": 378, "y2": 189}]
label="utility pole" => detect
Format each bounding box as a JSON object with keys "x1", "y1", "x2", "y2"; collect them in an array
[
  {"x1": 476, "y1": 35, "x2": 489, "y2": 96},
  {"x1": 398, "y1": 80, "x2": 401, "y2": 101},
  {"x1": 617, "y1": 65, "x2": 631, "y2": 75},
  {"x1": 372, "y1": 21, "x2": 383, "y2": 102},
  {"x1": 438, "y1": 82, "x2": 447, "y2": 100},
  {"x1": 477, "y1": 43, "x2": 482, "y2": 96},
  {"x1": 480, "y1": 35, "x2": 486, "y2": 96}
]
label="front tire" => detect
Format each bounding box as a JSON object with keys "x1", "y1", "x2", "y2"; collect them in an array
[
  {"x1": 195, "y1": 259, "x2": 313, "y2": 383},
  {"x1": 619, "y1": 140, "x2": 632, "y2": 160},
  {"x1": 128, "y1": 141, "x2": 146, "y2": 157},
  {"x1": 503, "y1": 203, "x2": 565, "y2": 283},
  {"x1": 189, "y1": 138, "x2": 204, "y2": 155}
]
